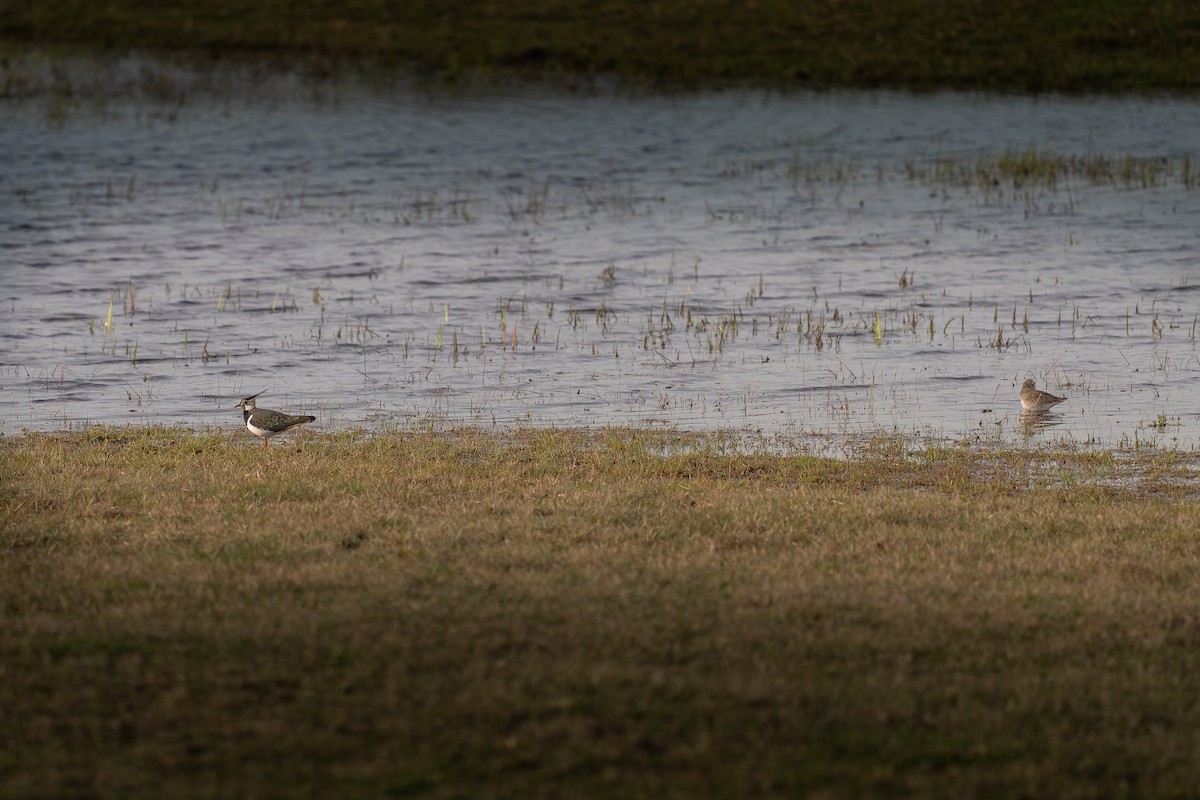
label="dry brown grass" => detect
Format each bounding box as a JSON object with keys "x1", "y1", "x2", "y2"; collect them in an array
[{"x1": 3, "y1": 427, "x2": 1200, "y2": 798}]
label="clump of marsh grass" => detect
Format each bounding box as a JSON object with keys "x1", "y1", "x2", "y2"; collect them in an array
[{"x1": 902, "y1": 147, "x2": 1192, "y2": 192}]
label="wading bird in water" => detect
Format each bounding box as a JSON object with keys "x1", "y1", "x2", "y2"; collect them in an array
[{"x1": 1019, "y1": 379, "x2": 1067, "y2": 412}]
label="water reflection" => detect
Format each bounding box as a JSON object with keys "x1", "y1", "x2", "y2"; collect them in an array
[
  {"x1": 1020, "y1": 410, "x2": 1065, "y2": 432},
  {"x1": 2, "y1": 61, "x2": 1199, "y2": 453}
]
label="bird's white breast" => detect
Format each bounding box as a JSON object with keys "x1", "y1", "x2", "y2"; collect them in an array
[{"x1": 246, "y1": 418, "x2": 277, "y2": 439}]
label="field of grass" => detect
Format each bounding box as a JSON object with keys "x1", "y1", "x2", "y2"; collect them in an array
[
  {"x1": 2, "y1": 0, "x2": 1200, "y2": 92},
  {"x1": 3, "y1": 426, "x2": 1200, "y2": 797}
]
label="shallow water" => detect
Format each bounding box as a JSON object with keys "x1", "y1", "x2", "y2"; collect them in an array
[{"x1": 3, "y1": 58, "x2": 1199, "y2": 453}]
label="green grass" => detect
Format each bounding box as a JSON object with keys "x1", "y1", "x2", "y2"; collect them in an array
[
  {"x1": 3, "y1": 427, "x2": 1200, "y2": 797},
  {"x1": 2, "y1": 0, "x2": 1200, "y2": 91}
]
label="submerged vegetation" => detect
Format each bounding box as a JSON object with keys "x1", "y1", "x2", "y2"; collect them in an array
[
  {"x1": 2, "y1": 0, "x2": 1200, "y2": 92},
  {"x1": 904, "y1": 147, "x2": 1200, "y2": 191},
  {"x1": 17, "y1": 139, "x2": 1198, "y2": 445},
  {"x1": 3, "y1": 427, "x2": 1200, "y2": 796}
]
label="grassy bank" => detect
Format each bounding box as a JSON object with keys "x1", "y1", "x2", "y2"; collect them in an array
[
  {"x1": 1, "y1": 0, "x2": 1199, "y2": 92},
  {"x1": 3, "y1": 427, "x2": 1200, "y2": 797}
]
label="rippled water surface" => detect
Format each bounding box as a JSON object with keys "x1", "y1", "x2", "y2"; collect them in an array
[{"x1": 4, "y1": 58, "x2": 1199, "y2": 452}]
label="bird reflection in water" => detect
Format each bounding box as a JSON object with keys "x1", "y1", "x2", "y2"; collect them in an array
[{"x1": 1020, "y1": 409, "x2": 1065, "y2": 432}]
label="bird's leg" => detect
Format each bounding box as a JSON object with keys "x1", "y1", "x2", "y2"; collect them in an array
[{"x1": 262, "y1": 438, "x2": 269, "y2": 450}]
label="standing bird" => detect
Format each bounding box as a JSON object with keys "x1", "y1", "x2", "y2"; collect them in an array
[
  {"x1": 1019, "y1": 378, "x2": 1067, "y2": 412},
  {"x1": 235, "y1": 392, "x2": 316, "y2": 448}
]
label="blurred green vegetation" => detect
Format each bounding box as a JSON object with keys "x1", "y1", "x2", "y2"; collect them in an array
[{"x1": 1, "y1": 0, "x2": 1198, "y2": 91}]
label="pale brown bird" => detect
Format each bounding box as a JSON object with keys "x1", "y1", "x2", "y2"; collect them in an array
[{"x1": 1019, "y1": 379, "x2": 1066, "y2": 412}]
